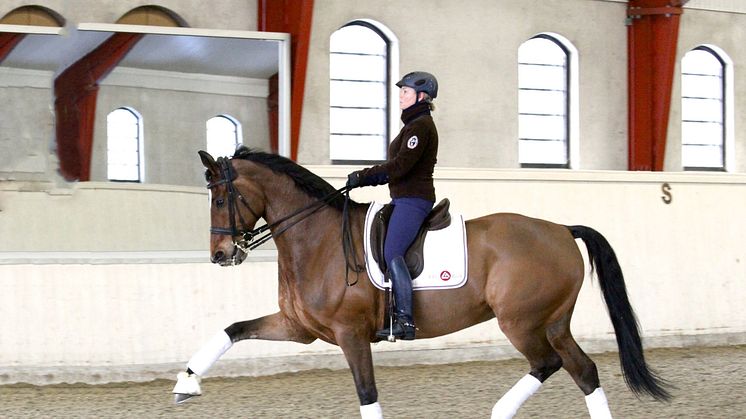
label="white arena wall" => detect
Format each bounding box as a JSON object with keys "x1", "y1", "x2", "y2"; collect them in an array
[{"x1": 1, "y1": 168, "x2": 745, "y2": 385}]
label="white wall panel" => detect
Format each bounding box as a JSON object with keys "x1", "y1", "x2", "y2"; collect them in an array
[{"x1": 1, "y1": 169, "x2": 744, "y2": 383}]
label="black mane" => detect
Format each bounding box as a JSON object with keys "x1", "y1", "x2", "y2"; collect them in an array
[{"x1": 232, "y1": 146, "x2": 356, "y2": 211}]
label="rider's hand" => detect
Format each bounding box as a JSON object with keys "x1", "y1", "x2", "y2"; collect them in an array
[{"x1": 346, "y1": 170, "x2": 363, "y2": 189}]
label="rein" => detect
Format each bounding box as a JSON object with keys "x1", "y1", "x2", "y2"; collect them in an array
[
  {"x1": 207, "y1": 157, "x2": 365, "y2": 284},
  {"x1": 342, "y1": 189, "x2": 366, "y2": 286}
]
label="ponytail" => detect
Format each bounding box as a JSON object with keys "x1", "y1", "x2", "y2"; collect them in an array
[{"x1": 421, "y1": 93, "x2": 435, "y2": 111}]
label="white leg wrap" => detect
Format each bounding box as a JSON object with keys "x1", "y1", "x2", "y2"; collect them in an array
[
  {"x1": 492, "y1": 374, "x2": 542, "y2": 419},
  {"x1": 186, "y1": 330, "x2": 233, "y2": 377},
  {"x1": 585, "y1": 387, "x2": 613, "y2": 419},
  {"x1": 359, "y1": 401, "x2": 383, "y2": 419}
]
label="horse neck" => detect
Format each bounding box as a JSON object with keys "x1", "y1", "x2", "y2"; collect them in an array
[
  {"x1": 240, "y1": 161, "x2": 369, "y2": 280},
  {"x1": 262, "y1": 185, "x2": 303, "y2": 223},
  {"x1": 265, "y1": 190, "x2": 368, "y2": 273},
  {"x1": 255, "y1": 171, "x2": 345, "y2": 255}
]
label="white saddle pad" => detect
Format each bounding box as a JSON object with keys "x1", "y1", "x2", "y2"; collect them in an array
[{"x1": 364, "y1": 202, "x2": 468, "y2": 291}]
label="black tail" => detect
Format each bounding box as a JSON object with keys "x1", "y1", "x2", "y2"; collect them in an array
[{"x1": 568, "y1": 225, "x2": 672, "y2": 401}]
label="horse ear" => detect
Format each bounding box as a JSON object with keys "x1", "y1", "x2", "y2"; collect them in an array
[{"x1": 198, "y1": 150, "x2": 218, "y2": 173}]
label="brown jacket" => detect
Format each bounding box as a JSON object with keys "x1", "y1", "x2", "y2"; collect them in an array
[{"x1": 360, "y1": 101, "x2": 438, "y2": 201}]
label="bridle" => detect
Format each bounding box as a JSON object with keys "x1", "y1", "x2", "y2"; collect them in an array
[
  {"x1": 206, "y1": 157, "x2": 363, "y2": 285},
  {"x1": 207, "y1": 157, "x2": 268, "y2": 252}
]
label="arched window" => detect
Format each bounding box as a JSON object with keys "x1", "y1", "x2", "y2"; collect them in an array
[
  {"x1": 0, "y1": 5, "x2": 65, "y2": 26},
  {"x1": 681, "y1": 46, "x2": 729, "y2": 171},
  {"x1": 518, "y1": 34, "x2": 575, "y2": 168},
  {"x1": 107, "y1": 107, "x2": 143, "y2": 182},
  {"x1": 329, "y1": 21, "x2": 391, "y2": 163},
  {"x1": 207, "y1": 115, "x2": 242, "y2": 158},
  {"x1": 116, "y1": 5, "x2": 187, "y2": 27}
]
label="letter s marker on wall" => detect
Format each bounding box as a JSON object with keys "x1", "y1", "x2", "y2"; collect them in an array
[{"x1": 661, "y1": 182, "x2": 672, "y2": 204}]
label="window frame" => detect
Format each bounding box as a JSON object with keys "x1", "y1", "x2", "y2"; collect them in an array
[
  {"x1": 78, "y1": 23, "x2": 292, "y2": 159},
  {"x1": 206, "y1": 114, "x2": 243, "y2": 158},
  {"x1": 680, "y1": 45, "x2": 732, "y2": 172},
  {"x1": 106, "y1": 106, "x2": 144, "y2": 183},
  {"x1": 517, "y1": 33, "x2": 579, "y2": 169},
  {"x1": 329, "y1": 20, "x2": 394, "y2": 165}
]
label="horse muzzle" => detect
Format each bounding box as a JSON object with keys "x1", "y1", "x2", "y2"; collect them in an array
[{"x1": 211, "y1": 246, "x2": 247, "y2": 266}]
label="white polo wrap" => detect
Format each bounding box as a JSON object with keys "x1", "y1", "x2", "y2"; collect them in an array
[
  {"x1": 359, "y1": 401, "x2": 383, "y2": 419},
  {"x1": 585, "y1": 387, "x2": 613, "y2": 419},
  {"x1": 186, "y1": 330, "x2": 233, "y2": 377},
  {"x1": 491, "y1": 374, "x2": 542, "y2": 419}
]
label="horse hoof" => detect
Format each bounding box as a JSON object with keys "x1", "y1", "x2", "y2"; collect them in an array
[
  {"x1": 174, "y1": 393, "x2": 197, "y2": 404},
  {"x1": 172, "y1": 371, "x2": 202, "y2": 404}
]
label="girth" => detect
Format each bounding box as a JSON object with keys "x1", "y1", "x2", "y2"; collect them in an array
[{"x1": 370, "y1": 198, "x2": 452, "y2": 277}]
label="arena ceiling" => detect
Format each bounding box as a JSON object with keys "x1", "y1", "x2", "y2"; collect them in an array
[{"x1": 2, "y1": 25, "x2": 281, "y2": 79}]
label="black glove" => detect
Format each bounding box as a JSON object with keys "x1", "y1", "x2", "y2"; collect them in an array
[{"x1": 346, "y1": 170, "x2": 364, "y2": 189}]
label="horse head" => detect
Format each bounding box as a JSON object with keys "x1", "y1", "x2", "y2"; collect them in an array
[{"x1": 199, "y1": 150, "x2": 265, "y2": 266}]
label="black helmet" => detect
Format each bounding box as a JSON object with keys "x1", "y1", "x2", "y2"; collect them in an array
[{"x1": 396, "y1": 71, "x2": 438, "y2": 99}]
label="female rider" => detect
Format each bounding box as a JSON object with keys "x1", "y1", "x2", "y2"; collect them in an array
[{"x1": 346, "y1": 71, "x2": 439, "y2": 340}]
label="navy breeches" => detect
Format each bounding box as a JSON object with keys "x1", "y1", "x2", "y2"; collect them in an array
[{"x1": 384, "y1": 197, "x2": 434, "y2": 267}]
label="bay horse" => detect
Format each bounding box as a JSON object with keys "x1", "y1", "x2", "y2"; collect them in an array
[{"x1": 173, "y1": 147, "x2": 670, "y2": 418}]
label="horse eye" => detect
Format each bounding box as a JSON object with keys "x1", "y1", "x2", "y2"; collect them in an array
[{"x1": 216, "y1": 198, "x2": 225, "y2": 208}]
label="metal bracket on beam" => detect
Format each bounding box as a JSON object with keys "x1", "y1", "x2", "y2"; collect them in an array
[{"x1": 627, "y1": 6, "x2": 683, "y2": 23}]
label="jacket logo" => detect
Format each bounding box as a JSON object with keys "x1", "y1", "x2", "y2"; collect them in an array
[{"x1": 407, "y1": 136, "x2": 419, "y2": 149}]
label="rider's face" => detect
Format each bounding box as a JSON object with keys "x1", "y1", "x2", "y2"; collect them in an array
[{"x1": 399, "y1": 86, "x2": 417, "y2": 110}]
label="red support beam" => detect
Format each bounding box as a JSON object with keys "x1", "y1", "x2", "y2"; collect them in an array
[
  {"x1": 0, "y1": 33, "x2": 25, "y2": 63},
  {"x1": 627, "y1": 0, "x2": 687, "y2": 171},
  {"x1": 267, "y1": 74, "x2": 279, "y2": 153},
  {"x1": 258, "y1": 0, "x2": 314, "y2": 161},
  {"x1": 54, "y1": 33, "x2": 143, "y2": 181}
]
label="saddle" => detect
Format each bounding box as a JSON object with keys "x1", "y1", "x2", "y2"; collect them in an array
[{"x1": 370, "y1": 198, "x2": 452, "y2": 278}]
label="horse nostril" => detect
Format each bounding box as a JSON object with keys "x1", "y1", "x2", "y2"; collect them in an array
[{"x1": 211, "y1": 251, "x2": 225, "y2": 263}]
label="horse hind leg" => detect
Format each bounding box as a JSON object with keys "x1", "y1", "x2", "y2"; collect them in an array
[
  {"x1": 492, "y1": 328, "x2": 563, "y2": 419},
  {"x1": 545, "y1": 320, "x2": 613, "y2": 419}
]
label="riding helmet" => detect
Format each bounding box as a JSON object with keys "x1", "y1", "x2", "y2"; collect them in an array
[{"x1": 396, "y1": 71, "x2": 438, "y2": 99}]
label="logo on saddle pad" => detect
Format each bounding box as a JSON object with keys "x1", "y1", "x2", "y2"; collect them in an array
[{"x1": 364, "y1": 201, "x2": 468, "y2": 291}]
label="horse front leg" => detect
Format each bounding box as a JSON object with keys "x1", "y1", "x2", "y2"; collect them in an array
[
  {"x1": 173, "y1": 311, "x2": 314, "y2": 403},
  {"x1": 337, "y1": 332, "x2": 382, "y2": 419}
]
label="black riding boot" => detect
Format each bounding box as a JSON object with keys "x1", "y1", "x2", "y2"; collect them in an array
[{"x1": 376, "y1": 256, "x2": 416, "y2": 340}]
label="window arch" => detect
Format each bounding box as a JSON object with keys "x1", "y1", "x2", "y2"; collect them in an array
[
  {"x1": 329, "y1": 21, "x2": 394, "y2": 163},
  {"x1": 0, "y1": 5, "x2": 65, "y2": 26},
  {"x1": 206, "y1": 115, "x2": 242, "y2": 158},
  {"x1": 518, "y1": 34, "x2": 577, "y2": 168},
  {"x1": 116, "y1": 6, "x2": 187, "y2": 27},
  {"x1": 107, "y1": 107, "x2": 143, "y2": 182},
  {"x1": 681, "y1": 46, "x2": 731, "y2": 171}
]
